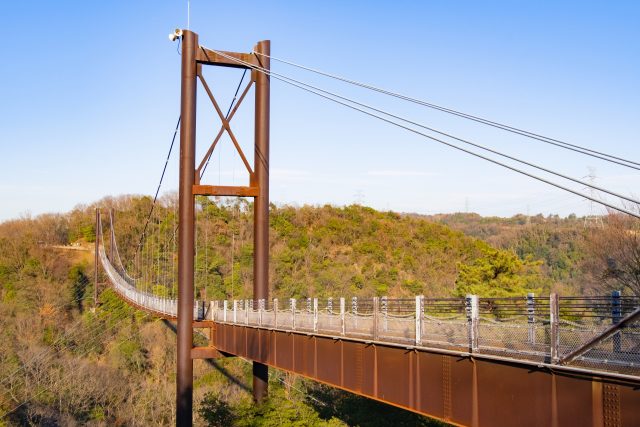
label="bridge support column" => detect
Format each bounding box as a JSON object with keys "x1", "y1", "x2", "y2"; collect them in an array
[
  {"x1": 252, "y1": 39, "x2": 271, "y2": 404},
  {"x1": 177, "y1": 29, "x2": 198, "y2": 427}
]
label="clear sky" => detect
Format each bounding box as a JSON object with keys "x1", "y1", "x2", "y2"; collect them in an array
[{"x1": 1, "y1": 1, "x2": 639, "y2": 221}]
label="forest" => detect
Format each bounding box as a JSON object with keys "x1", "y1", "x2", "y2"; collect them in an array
[{"x1": 0, "y1": 194, "x2": 637, "y2": 425}]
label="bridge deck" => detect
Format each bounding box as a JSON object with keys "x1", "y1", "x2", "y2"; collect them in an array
[
  {"x1": 98, "y1": 242, "x2": 640, "y2": 426},
  {"x1": 213, "y1": 321, "x2": 640, "y2": 427}
]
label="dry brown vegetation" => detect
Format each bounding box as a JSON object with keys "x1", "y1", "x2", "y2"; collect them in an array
[{"x1": 1, "y1": 196, "x2": 635, "y2": 425}]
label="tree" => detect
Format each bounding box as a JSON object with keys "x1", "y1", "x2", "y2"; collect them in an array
[
  {"x1": 582, "y1": 211, "x2": 640, "y2": 295},
  {"x1": 454, "y1": 248, "x2": 545, "y2": 297}
]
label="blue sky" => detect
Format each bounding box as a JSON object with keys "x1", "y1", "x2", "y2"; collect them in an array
[{"x1": 1, "y1": 1, "x2": 638, "y2": 221}]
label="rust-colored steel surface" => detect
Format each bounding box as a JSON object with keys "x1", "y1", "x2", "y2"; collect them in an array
[
  {"x1": 252, "y1": 39, "x2": 271, "y2": 403},
  {"x1": 174, "y1": 30, "x2": 273, "y2": 417},
  {"x1": 213, "y1": 323, "x2": 640, "y2": 427},
  {"x1": 177, "y1": 29, "x2": 198, "y2": 427},
  {"x1": 192, "y1": 184, "x2": 259, "y2": 197}
]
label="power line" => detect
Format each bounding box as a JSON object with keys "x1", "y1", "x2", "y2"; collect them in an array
[
  {"x1": 205, "y1": 48, "x2": 640, "y2": 219},
  {"x1": 252, "y1": 51, "x2": 640, "y2": 171}
]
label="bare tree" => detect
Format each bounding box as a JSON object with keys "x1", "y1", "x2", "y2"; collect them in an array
[{"x1": 583, "y1": 210, "x2": 640, "y2": 295}]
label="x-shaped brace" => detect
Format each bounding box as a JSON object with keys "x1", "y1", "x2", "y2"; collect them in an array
[{"x1": 195, "y1": 68, "x2": 255, "y2": 183}]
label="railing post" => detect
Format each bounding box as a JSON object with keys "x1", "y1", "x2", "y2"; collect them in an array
[
  {"x1": 612, "y1": 290, "x2": 622, "y2": 353},
  {"x1": 415, "y1": 295, "x2": 424, "y2": 345},
  {"x1": 290, "y1": 298, "x2": 296, "y2": 330},
  {"x1": 373, "y1": 297, "x2": 379, "y2": 340},
  {"x1": 527, "y1": 292, "x2": 536, "y2": 344},
  {"x1": 224, "y1": 300, "x2": 228, "y2": 322},
  {"x1": 274, "y1": 298, "x2": 278, "y2": 328},
  {"x1": 246, "y1": 299, "x2": 250, "y2": 325},
  {"x1": 259, "y1": 299, "x2": 264, "y2": 327},
  {"x1": 340, "y1": 297, "x2": 346, "y2": 335},
  {"x1": 233, "y1": 300, "x2": 237, "y2": 323},
  {"x1": 466, "y1": 295, "x2": 479, "y2": 352},
  {"x1": 550, "y1": 293, "x2": 559, "y2": 363},
  {"x1": 313, "y1": 298, "x2": 318, "y2": 332},
  {"x1": 381, "y1": 296, "x2": 388, "y2": 332},
  {"x1": 352, "y1": 297, "x2": 358, "y2": 329}
]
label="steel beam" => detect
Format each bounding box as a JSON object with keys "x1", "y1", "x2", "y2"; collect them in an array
[
  {"x1": 252, "y1": 39, "x2": 271, "y2": 403},
  {"x1": 214, "y1": 323, "x2": 640, "y2": 427},
  {"x1": 192, "y1": 184, "x2": 259, "y2": 197},
  {"x1": 196, "y1": 47, "x2": 258, "y2": 69},
  {"x1": 177, "y1": 29, "x2": 198, "y2": 427}
]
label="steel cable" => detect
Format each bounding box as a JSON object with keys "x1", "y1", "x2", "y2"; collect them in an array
[
  {"x1": 135, "y1": 116, "x2": 181, "y2": 261},
  {"x1": 252, "y1": 51, "x2": 640, "y2": 171},
  {"x1": 203, "y1": 48, "x2": 640, "y2": 219}
]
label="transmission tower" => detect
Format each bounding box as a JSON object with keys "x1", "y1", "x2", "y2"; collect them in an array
[{"x1": 583, "y1": 167, "x2": 604, "y2": 228}]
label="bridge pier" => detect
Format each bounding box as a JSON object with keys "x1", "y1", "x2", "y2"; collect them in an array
[
  {"x1": 177, "y1": 29, "x2": 198, "y2": 427},
  {"x1": 252, "y1": 38, "x2": 271, "y2": 404},
  {"x1": 173, "y1": 28, "x2": 272, "y2": 423}
]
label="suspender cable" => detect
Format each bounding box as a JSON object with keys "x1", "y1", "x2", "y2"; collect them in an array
[
  {"x1": 135, "y1": 116, "x2": 181, "y2": 259},
  {"x1": 252, "y1": 51, "x2": 640, "y2": 171},
  {"x1": 206, "y1": 48, "x2": 640, "y2": 217}
]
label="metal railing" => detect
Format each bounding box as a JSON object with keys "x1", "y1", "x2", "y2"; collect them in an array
[
  {"x1": 99, "y1": 244, "x2": 203, "y2": 319},
  {"x1": 100, "y1": 240, "x2": 640, "y2": 377},
  {"x1": 210, "y1": 294, "x2": 640, "y2": 376}
]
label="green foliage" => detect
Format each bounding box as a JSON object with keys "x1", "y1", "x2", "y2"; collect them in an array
[
  {"x1": 68, "y1": 263, "x2": 88, "y2": 310},
  {"x1": 22, "y1": 257, "x2": 41, "y2": 277},
  {"x1": 200, "y1": 383, "x2": 344, "y2": 427},
  {"x1": 81, "y1": 223, "x2": 96, "y2": 242},
  {"x1": 98, "y1": 288, "x2": 136, "y2": 325},
  {"x1": 198, "y1": 394, "x2": 235, "y2": 426},
  {"x1": 454, "y1": 248, "x2": 545, "y2": 297},
  {"x1": 2, "y1": 281, "x2": 16, "y2": 302},
  {"x1": 306, "y1": 383, "x2": 443, "y2": 426},
  {"x1": 0, "y1": 195, "x2": 604, "y2": 425},
  {"x1": 152, "y1": 284, "x2": 169, "y2": 297},
  {"x1": 112, "y1": 334, "x2": 149, "y2": 373}
]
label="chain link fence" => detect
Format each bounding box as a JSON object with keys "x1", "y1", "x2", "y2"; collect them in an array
[
  {"x1": 210, "y1": 293, "x2": 640, "y2": 376},
  {"x1": 101, "y1": 243, "x2": 640, "y2": 378}
]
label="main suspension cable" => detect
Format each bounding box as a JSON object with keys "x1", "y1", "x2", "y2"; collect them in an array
[
  {"x1": 224, "y1": 52, "x2": 639, "y2": 205},
  {"x1": 206, "y1": 48, "x2": 640, "y2": 218},
  {"x1": 253, "y1": 51, "x2": 640, "y2": 171}
]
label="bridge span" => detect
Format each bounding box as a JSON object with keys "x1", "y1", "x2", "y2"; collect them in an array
[{"x1": 99, "y1": 232, "x2": 640, "y2": 426}]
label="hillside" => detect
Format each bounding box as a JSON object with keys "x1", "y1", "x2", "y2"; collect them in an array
[
  {"x1": 1, "y1": 196, "x2": 629, "y2": 425},
  {"x1": 96, "y1": 196, "x2": 549, "y2": 301},
  {"x1": 424, "y1": 212, "x2": 597, "y2": 294}
]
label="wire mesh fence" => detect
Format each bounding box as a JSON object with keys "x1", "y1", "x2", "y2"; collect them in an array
[
  {"x1": 209, "y1": 294, "x2": 640, "y2": 376},
  {"x1": 101, "y1": 246, "x2": 640, "y2": 377}
]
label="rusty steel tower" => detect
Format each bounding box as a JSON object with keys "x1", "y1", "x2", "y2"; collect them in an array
[{"x1": 175, "y1": 29, "x2": 270, "y2": 425}]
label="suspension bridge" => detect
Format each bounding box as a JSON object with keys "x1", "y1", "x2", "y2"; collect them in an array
[{"x1": 10, "y1": 28, "x2": 640, "y2": 426}]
